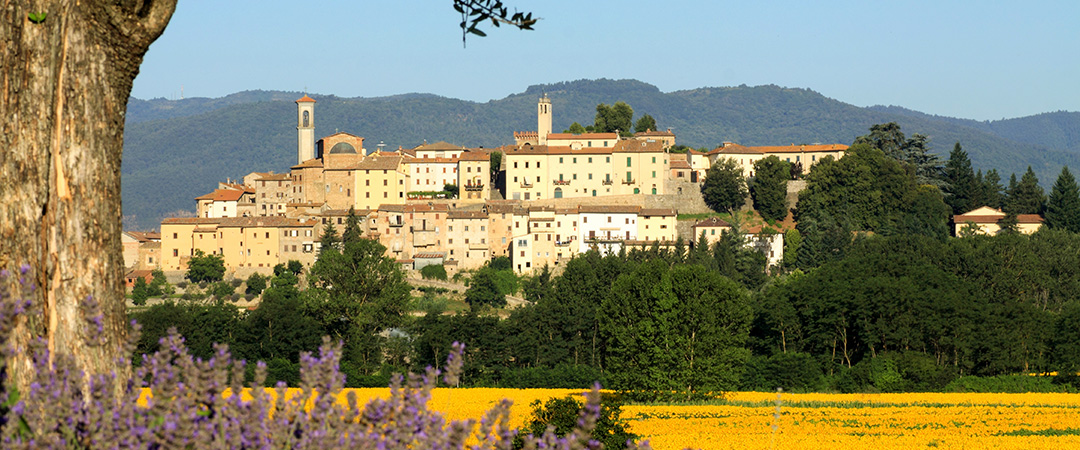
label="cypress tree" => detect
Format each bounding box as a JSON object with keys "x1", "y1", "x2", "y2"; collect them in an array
[
  {"x1": 1046, "y1": 166, "x2": 1080, "y2": 232},
  {"x1": 342, "y1": 207, "x2": 362, "y2": 243}
]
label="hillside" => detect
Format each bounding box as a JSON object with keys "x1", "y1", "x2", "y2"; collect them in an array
[{"x1": 121, "y1": 79, "x2": 1080, "y2": 230}]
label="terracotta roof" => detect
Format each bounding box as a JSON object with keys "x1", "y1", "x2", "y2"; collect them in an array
[
  {"x1": 448, "y1": 211, "x2": 487, "y2": 219},
  {"x1": 295, "y1": 95, "x2": 316, "y2": 103},
  {"x1": 396, "y1": 259, "x2": 415, "y2": 264},
  {"x1": 322, "y1": 209, "x2": 371, "y2": 217},
  {"x1": 670, "y1": 160, "x2": 691, "y2": 170},
  {"x1": 291, "y1": 158, "x2": 324, "y2": 169},
  {"x1": 404, "y1": 156, "x2": 459, "y2": 164},
  {"x1": 555, "y1": 207, "x2": 579, "y2": 214},
  {"x1": 708, "y1": 143, "x2": 849, "y2": 155},
  {"x1": 162, "y1": 218, "x2": 223, "y2": 225},
  {"x1": 743, "y1": 224, "x2": 783, "y2": 235},
  {"x1": 693, "y1": 217, "x2": 732, "y2": 228},
  {"x1": 457, "y1": 151, "x2": 491, "y2": 161},
  {"x1": 485, "y1": 201, "x2": 521, "y2": 214},
  {"x1": 378, "y1": 204, "x2": 406, "y2": 212},
  {"x1": 640, "y1": 208, "x2": 676, "y2": 217},
  {"x1": 353, "y1": 155, "x2": 403, "y2": 171},
  {"x1": 414, "y1": 141, "x2": 466, "y2": 151},
  {"x1": 513, "y1": 131, "x2": 538, "y2": 139},
  {"x1": 258, "y1": 173, "x2": 292, "y2": 181},
  {"x1": 528, "y1": 205, "x2": 556, "y2": 212},
  {"x1": 612, "y1": 139, "x2": 666, "y2": 153},
  {"x1": 126, "y1": 231, "x2": 162, "y2": 242},
  {"x1": 126, "y1": 269, "x2": 154, "y2": 279},
  {"x1": 405, "y1": 203, "x2": 450, "y2": 213},
  {"x1": 954, "y1": 214, "x2": 1044, "y2": 224},
  {"x1": 547, "y1": 132, "x2": 619, "y2": 140},
  {"x1": 578, "y1": 205, "x2": 642, "y2": 214},
  {"x1": 217, "y1": 217, "x2": 318, "y2": 228},
  {"x1": 204, "y1": 189, "x2": 245, "y2": 202},
  {"x1": 318, "y1": 131, "x2": 362, "y2": 140},
  {"x1": 507, "y1": 144, "x2": 615, "y2": 155}
]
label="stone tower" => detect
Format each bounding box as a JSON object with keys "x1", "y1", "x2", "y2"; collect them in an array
[
  {"x1": 296, "y1": 95, "x2": 316, "y2": 164},
  {"x1": 537, "y1": 94, "x2": 552, "y2": 145}
]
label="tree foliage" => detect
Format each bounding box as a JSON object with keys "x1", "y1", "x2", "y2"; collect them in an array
[
  {"x1": 701, "y1": 157, "x2": 747, "y2": 214},
  {"x1": 593, "y1": 102, "x2": 634, "y2": 134},
  {"x1": 633, "y1": 114, "x2": 656, "y2": 133},
  {"x1": 944, "y1": 142, "x2": 979, "y2": 214},
  {"x1": 1046, "y1": 166, "x2": 1080, "y2": 232},
  {"x1": 1004, "y1": 166, "x2": 1046, "y2": 215},
  {"x1": 185, "y1": 250, "x2": 225, "y2": 283},
  {"x1": 750, "y1": 156, "x2": 790, "y2": 221}
]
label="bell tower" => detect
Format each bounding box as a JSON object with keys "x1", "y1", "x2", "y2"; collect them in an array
[
  {"x1": 296, "y1": 95, "x2": 316, "y2": 164},
  {"x1": 537, "y1": 94, "x2": 552, "y2": 145}
]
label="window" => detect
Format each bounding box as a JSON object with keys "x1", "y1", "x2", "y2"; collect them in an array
[
  {"x1": 480, "y1": 225, "x2": 486, "y2": 231},
  {"x1": 573, "y1": 157, "x2": 577, "y2": 164},
  {"x1": 606, "y1": 157, "x2": 610, "y2": 163},
  {"x1": 383, "y1": 180, "x2": 388, "y2": 186},
  {"x1": 525, "y1": 162, "x2": 529, "y2": 168},
  {"x1": 652, "y1": 156, "x2": 656, "y2": 163},
  {"x1": 627, "y1": 157, "x2": 632, "y2": 167},
  {"x1": 172, "y1": 249, "x2": 178, "y2": 257},
  {"x1": 514, "y1": 162, "x2": 518, "y2": 168},
  {"x1": 265, "y1": 232, "x2": 270, "y2": 238},
  {"x1": 559, "y1": 157, "x2": 563, "y2": 163},
  {"x1": 173, "y1": 233, "x2": 178, "y2": 239},
  {"x1": 588, "y1": 173, "x2": 593, "y2": 180},
  {"x1": 652, "y1": 171, "x2": 656, "y2": 178}
]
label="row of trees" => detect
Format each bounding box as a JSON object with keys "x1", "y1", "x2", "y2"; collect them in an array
[{"x1": 564, "y1": 102, "x2": 658, "y2": 136}]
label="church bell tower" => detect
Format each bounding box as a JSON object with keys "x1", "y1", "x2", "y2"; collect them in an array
[
  {"x1": 538, "y1": 94, "x2": 552, "y2": 145},
  {"x1": 296, "y1": 95, "x2": 316, "y2": 164}
]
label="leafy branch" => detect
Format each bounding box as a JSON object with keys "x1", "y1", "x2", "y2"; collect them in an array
[{"x1": 453, "y1": 0, "x2": 536, "y2": 46}]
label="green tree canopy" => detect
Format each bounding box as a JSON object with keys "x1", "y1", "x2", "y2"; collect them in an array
[
  {"x1": 1046, "y1": 166, "x2": 1080, "y2": 232},
  {"x1": 1004, "y1": 166, "x2": 1046, "y2": 215},
  {"x1": 633, "y1": 114, "x2": 656, "y2": 133},
  {"x1": 566, "y1": 122, "x2": 587, "y2": 134},
  {"x1": 750, "y1": 156, "x2": 790, "y2": 221},
  {"x1": 185, "y1": 249, "x2": 225, "y2": 283},
  {"x1": 701, "y1": 157, "x2": 748, "y2": 214},
  {"x1": 594, "y1": 102, "x2": 634, "y2": 134}
]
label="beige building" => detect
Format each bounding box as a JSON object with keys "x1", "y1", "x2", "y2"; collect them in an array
[
  {"x1": 121, "y1": 231, "x2": 162, "y2": 271},
  {"x1": 457, "y1": 150, "x2": 491, "y2": 203},
  {"x1": 196, "y1": 187, "x2": 255, "y2": 218},
  {"x1": 636, "y1": 208, "x2": 677, "y2": 243},
  {"x1": 447, "y1": 210, "x2": 491, "y2": 268},
  {"x1": 161, "y1": 217, "x2": 318, "y2": 274},
  {"x1": 692, "y1": 217, "x2": 733, "y2": 247},
  {"x1": 250, "y1": 172, "x2": 293, "y2": 217},
  {"x1": 707, "y1": 143, "x2": 848, "y2": 177},
  {"x1": 953, "y1": 206, "x2": 1044, "y2": 236},
  {"x1": 405, "y1": 156, "x2": 459, "y2": 193},
  {"x1": 354, "y1": 155, "x2": 409, "y2": 210},
  {"x1": 504, "y1": 138, "x2": 668, "y2": 201},
  {"x1": 633, "y1": 129, "x2": 676, "y2": 149}
]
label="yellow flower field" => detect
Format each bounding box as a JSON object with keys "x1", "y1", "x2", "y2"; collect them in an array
[{"x1": 138, "y1": 388, "x2": 1080, "y2": 449}]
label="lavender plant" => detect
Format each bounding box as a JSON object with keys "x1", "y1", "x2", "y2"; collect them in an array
[{"x1": 0, "y1": 268, "x2": 648, "y2": 449}]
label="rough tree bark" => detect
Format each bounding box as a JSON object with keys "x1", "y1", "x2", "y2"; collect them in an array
[{"x1": 0, "y1": 1, "x2": 175, "y2": 391}]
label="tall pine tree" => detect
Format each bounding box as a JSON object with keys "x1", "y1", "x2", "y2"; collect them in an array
[
  {"x1": 342, "y1": 207, "x2": 363, "y2": 243},
  {"x1": 944, "y1": 142, "x2": 977, "y2": 214},
  {"x1": 1046, "y1": 166, "x2": 1080, "y2": 232},
  {"x1": 1004, "y1": 167, "x2": 1046, "y2": 215}
]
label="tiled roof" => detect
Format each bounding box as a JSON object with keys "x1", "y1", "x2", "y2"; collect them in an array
[
  {"x1": 404, "y1": 156, "x2": 459, "y2": 164},
  {"x1": 352, "y1": 155, "x2": 403, "y2": 171},
  {"x1": 405, "y1": 203, "x2": 450, "y2": 213},
  {"x1": 954, "y1": 214, "x2": 1044, "y2": 224},
  {"x1": 547, "y1": 132, "x2": 619, "y2": 140},
  {"x1": 640, "y1": 208, "x2": 676, "y2": 217},
  {"x1": 485, "y1": 201, "x2": 521, "y2": 214},
  {"x1": 414, "y1": 141, "x2": 466, "y2": 151},
  {"x1": 378, "y1": 204, "x2": 406, "y2": 212},
  {"x1": 126, "y1": 269, "x2": 154, "y2": 279},
  {"x1": 507, "y1": 144, "x2": 615, "y2": 155},
  {"x1": 217, "y1": 217, "x2": 318, "y2": 228},
  {"x1": 612, "y1": 139, "x2": 666, "y2": 153},
  {"x1": 295, "y1": 95, "x2": 316, "y2": 103},
  {"x1": 448, "y1": 211, "x2": 487, "y2": 219},
  {"x1": 291, "y1": 158, "x2": 324, "y2": 169},
  {"x1": 693, "y1": 217, "x2": 732, "y2": 228},
  {"x1": 708, "y1": 143, "x2": 848, "y2": 155},
  {"x1": 670, "y1": 160, "x2": 691, "y2": 169},
  {"x1": 513, "y1": 131, "x2": 538, "y2": 139},
  {"x1": 578, "y1": 205, "x2": 642, "y2": 214},
  {"x1": 258, "y1": 173, "x2": 292, "y2": 181},
  {"x1": 322, "y1": 209, "x2": 371, "y2": 217},
  {"x1": 457, "y1": 151, "x2": 490, "y2": 161},
  {"x1": 126, "y1": 231, "x2": 162, "y2": 242},
  {"x1": 162, "y1": 218, "x2": 223, "y2": 225}
]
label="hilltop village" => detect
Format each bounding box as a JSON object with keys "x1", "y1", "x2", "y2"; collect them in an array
[{"x1": 126, "y1": 95, "x2": 854, "y2": 279}]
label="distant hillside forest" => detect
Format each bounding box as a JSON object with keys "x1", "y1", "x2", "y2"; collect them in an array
[{"x1": 121, "y1": 79, "x2": 1080, "y2": 230}]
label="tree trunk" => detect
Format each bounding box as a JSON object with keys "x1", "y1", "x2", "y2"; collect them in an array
[{"x1": 1, "y1": 1, "x2": 175, "y2": 393}]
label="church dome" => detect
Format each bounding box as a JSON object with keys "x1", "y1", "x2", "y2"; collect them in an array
[{"x1": 328, "y1": 142, "x2": 357, "y2": 154}]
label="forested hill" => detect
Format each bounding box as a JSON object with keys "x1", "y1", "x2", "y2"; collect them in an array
[{"x1": 122, "y1": 79, "x2": 1080, "y2": 230}]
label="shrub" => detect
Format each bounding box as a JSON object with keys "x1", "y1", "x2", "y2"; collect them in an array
[
  {"x1": 229, "y1": 293, "x2": 241, "y2": 302},
  {"x1": 244, "y1": 293, "x2": 256, "y2": 301},
  {"x1": 210, "y1": 281, "x2": 236, "y2": 299},
  {"x1": 131, "y1": 276, "x2": 150, "y2": 306},
  {"x1": 230, "y1": 278, "x2": 243, "y2": 288},
  {"x1": 421, "y1": 264, "x2": 448, "y2": 281},
  {"x1": 945, "y1": 374, "x2": 1067, "y2": 393},
  {"x1": 176, "y1": 281, "x2": 189, "y2": 290},
  {"x1": 245, "y1": 273, "x2": 267, "y2": 295},
  {"x1": 512, "y1": 392, "x2": 637, "y2": 450}
]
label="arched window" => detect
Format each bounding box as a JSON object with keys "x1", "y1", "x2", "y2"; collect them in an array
[{"x1": 302, "y1": 110, "x2": 310, "y2": 127}]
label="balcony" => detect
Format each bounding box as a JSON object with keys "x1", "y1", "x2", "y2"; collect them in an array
[
  {"x1": 602, "y1": 179, "x2": 613, "y2": 186},
  {"x1": 520, "y1": 181, "x2": 533, "y2": 188},
  {"x1": 552, "y1": 179, "x2": 571, "y2": 186},
  {"x1": 464, "y1": 183, "x2": 485, "y2": 191},
  {"x1": 621, "y1": 178, "x2": 636, "y2": 185}
]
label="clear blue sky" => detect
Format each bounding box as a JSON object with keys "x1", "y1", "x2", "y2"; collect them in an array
[{"x1": 131, "y1": 0, "x2": 1079, "y2": 121}]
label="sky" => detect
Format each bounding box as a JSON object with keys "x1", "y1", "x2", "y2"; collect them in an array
[{"x1": 131, "y1": 0, "x2": 1080, "y2": 121}]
